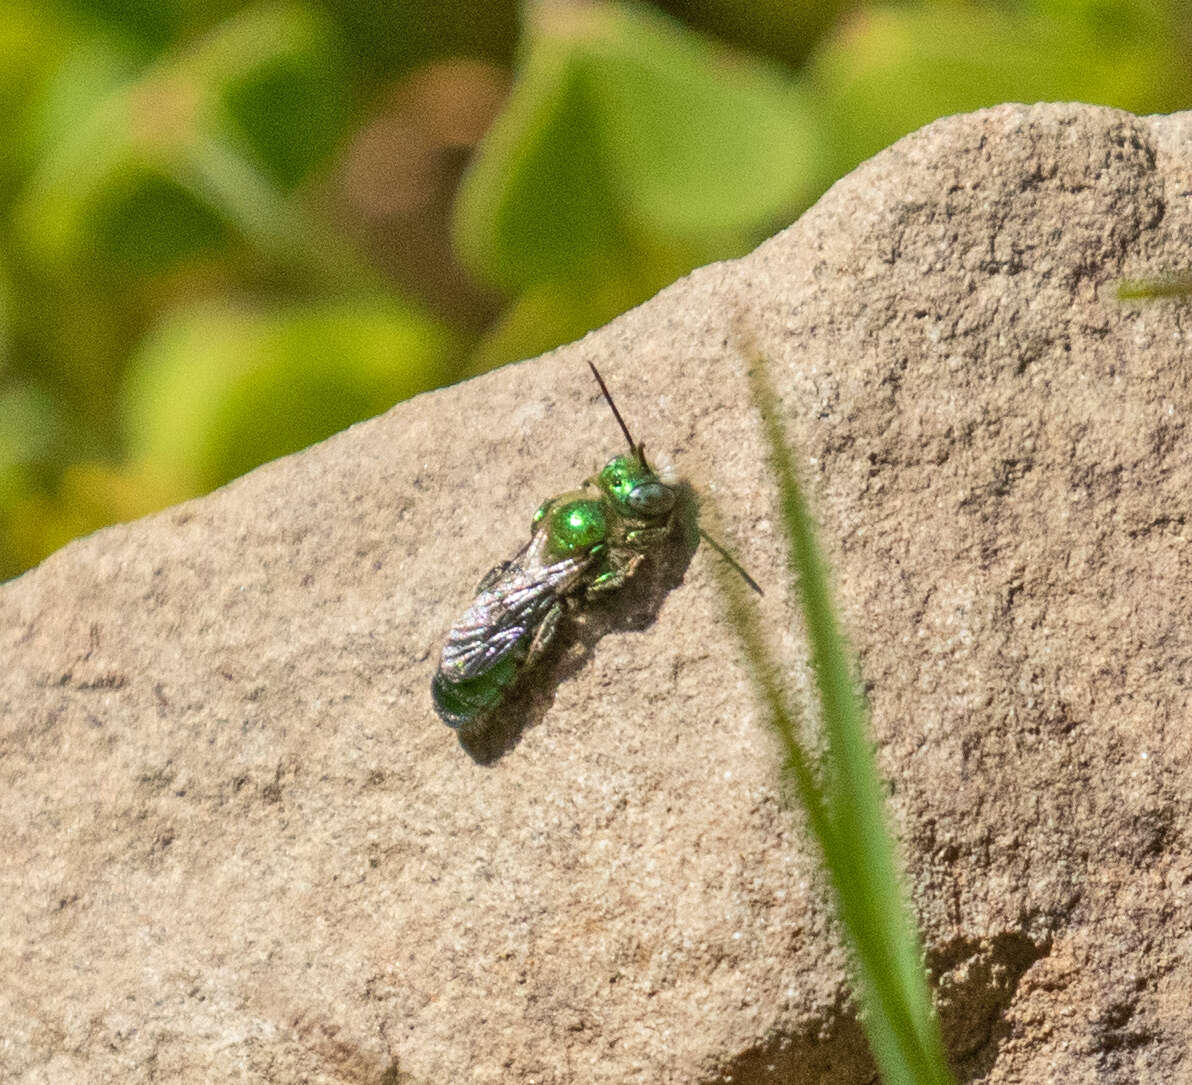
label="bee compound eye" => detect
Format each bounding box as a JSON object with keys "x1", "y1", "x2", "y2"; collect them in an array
[{"x1": 628, "y1": 481, "x2": 675, "y2": 517}]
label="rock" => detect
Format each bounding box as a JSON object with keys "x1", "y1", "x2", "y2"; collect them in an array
[{"x1": 3, "y1": 102, "x2": 1191, "y2": 1083}]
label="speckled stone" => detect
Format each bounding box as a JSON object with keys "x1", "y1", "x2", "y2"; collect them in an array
[{"x1": 3, "y1": 103, "x2": 1191, "y2": 1083}]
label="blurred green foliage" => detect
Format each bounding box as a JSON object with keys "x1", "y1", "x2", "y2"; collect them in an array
[{"x1": 1, "y1": 0, "x2": 1190, "y2": 579}]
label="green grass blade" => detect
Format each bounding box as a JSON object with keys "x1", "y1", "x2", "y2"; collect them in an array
[
  {"x1": 714, "y1": 561, "x2": 836, "y2": 856},
  {"x1": 1117, "y1": 274, "x2": 1192, "y2": 300},
  {"x1": 713, "y1": 347, "x2": 955, "y2": 1085}
]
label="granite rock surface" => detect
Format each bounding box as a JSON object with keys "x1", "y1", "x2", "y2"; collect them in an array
[{"x1": 3, "y1": 103, "x2": 1191, "y2": 1083}]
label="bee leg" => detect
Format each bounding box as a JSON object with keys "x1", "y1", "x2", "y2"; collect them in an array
[
  {"x1": 475, "y1": 560, "x2": 513, "y2": 594},
  {"x1": 624, "y1": 525, "x2": 671, "y2": 550},
  {"x1": 586, "y1": 521, "x2": 673, "y2": 596},
  {"x1": 587, "y1": 550, "x2": 643, "y2": 595},
  {"x1": 524, "y1": 601, "x2": 564, "y2": 668}
]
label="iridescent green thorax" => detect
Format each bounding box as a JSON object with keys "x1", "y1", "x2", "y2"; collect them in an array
[
  {"x1": 543, "y1": 498, "x2": 606, "y2": 556},
  {"x1": 597, "y1": 454, "x2": 676, "y2": 520}
]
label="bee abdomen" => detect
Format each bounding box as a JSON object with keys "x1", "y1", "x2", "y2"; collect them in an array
[{"x1": 432, "y1": 653, "x2": 522, "y2": 730}]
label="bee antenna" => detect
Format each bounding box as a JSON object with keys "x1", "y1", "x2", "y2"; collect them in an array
[
  {"x1": 699, "y1": 529, "x2": 764, "y2": 596},
  {"x1": 587, "y1": 361, "x2": 644, "y2": 462}
]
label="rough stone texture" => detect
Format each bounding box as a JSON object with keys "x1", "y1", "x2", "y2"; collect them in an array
[{"x1": 3, "y1": 102, "x2": 1192, "y2": 1083}]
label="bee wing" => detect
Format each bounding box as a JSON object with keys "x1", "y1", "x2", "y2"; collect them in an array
[{"x1": 439, "y1": 539, "x2": 594, "y2": 680}]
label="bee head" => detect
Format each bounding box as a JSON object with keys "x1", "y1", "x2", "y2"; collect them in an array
[{"x1": 598, "y1": 453, "x2": 676, "y2": 520}]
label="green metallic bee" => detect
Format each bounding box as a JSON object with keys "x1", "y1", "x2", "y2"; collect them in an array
[{"x1": 432, "y1": 362, "x2": 757, "y2": 732}]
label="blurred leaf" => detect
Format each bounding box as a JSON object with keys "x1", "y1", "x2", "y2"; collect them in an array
[
  {"x1": 0, "y1": 3, "x2": 75, "y2": 196},
  {"x1": 122, "y1": 296, "x2": 462, "y2": 497},
  {"x1": 0, "y1": 382, "x2": 91, "y2": 576},
  {"x1": 461, "y1": 267, "x2": 658, "y2": 378},
  {"x1": 809, "y1": 2, "x2": 1192, "y2": 177},
  {"x1": 3, "y1": 458, "x2": 168, "y2": 576},
  {"x1": 454, "y1": 0, "x2": 826, "y2": 322},
  {"x1": 197, "y1": 0, "x2": 349, "y2": 189},
  {"x1": 652, "y1": 0, "x2": 847, "y2": 69},
  {"x1": 317, "y1": 0, "x2": 519, "y2": 77},
  {"x1": 16, "y1": 81, "x2": 218, "y2": 274},
  {"x1": 0, "y1": 246, "x2": 11, "y2": 371},
  {"x1": 67, "y1": 0, "x2": 180, "y2": 49},
  {"x1": 16, "y1": 1, "x2": 352, "y2": 282},
  {"x1": 103, "y1": 168, "x2": 232, "y2": 276},
  {"x1": 56, "y1": 0, "x2": 236, "y2": 53},
  {"x1": 28, "y1": 31, "x2": 138, "y2": 165},
  {"x1": 0, "y1": 381, "x2": 60, "y2": 468},
  {"x1": 4, "y1": 490, "x2": 62, "y2": 575}
]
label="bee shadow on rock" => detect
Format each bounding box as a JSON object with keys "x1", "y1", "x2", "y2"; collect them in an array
[{"x1": 458, "y1": 485, "x2": 701, "y2": 765}]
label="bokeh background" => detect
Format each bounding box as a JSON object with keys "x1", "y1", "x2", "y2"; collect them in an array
[{"x1": 1, "y1": 0, "x2": 1189, "y2": 580}]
